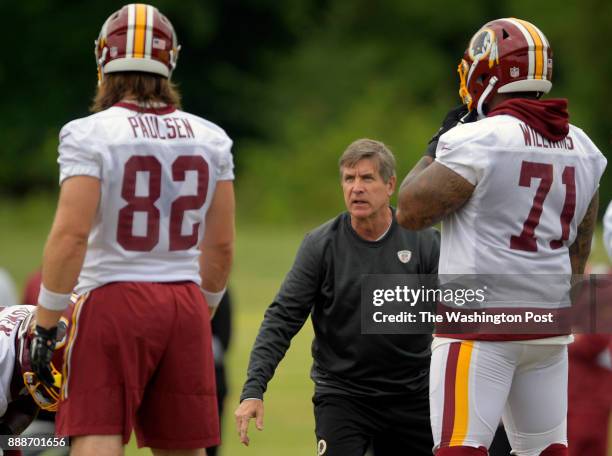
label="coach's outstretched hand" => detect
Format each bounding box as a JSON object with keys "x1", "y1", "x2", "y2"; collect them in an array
[
  {"x1": 235, "y1": 399, "x2": 264, "y2": 446},
  {"x1": 425, "y1": 104, "x2": 477, "y2": 158},
  {"x1": 29, "y1": 325, "x2": 58, "y2": 386}
]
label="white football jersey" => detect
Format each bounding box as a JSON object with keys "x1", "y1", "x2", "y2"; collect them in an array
[
  {"x1": 435, "y1": 114, "x2": 606, "y2": 275},
  {"x1": 0, "y1": 305, "x2": 35, "y2": 417},
  {"x1": 58, "y1": 103, "x2": 234, "y2": 293}
]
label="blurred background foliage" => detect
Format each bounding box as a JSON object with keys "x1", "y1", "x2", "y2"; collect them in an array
[{"x1": 0, "y1": 0, "x2": 610, "y2": 224}]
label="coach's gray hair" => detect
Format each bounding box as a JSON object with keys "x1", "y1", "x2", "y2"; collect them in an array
[{"x1": 339, "y1": 138, "x2": 396, "y2": 183}]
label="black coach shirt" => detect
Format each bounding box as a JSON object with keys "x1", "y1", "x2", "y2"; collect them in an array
[{"x1": 240, "y1": 209, "x2": 440, "y2": 400}]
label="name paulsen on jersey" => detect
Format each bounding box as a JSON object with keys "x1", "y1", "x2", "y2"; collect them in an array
[
  {"x1": 128, "y1": 115, "x2": 195, "y2": 140},
  {"x1": 372, "y1": 310, "x2": 554, "y2": 324}
]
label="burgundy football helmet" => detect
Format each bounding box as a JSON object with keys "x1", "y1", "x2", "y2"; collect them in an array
[
  {"x1": 95, "y1": 3, "x2": 180, "y2": 80},
  {"x1": 458, "y1": 18, "x2": 553, "y2": 117},
  {"x1": 16, "y1": 311, "x2": 69, "y2": 412}
]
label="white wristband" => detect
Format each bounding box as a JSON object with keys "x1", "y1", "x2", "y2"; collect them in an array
[
  {"x1": 201, "y1": 287, "x2": 226, "y2": 309},
  {"x1": 37, "y1": 285, "x2": 71, "y2": 311}
]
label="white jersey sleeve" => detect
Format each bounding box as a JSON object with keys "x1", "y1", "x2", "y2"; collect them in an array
[
  {"x1": 58, "y1": 121, "x2": 103, "y2": 183},
  {"x1": 0, "y1": 305, "x2": 36, "y2": 418},
  {"x1": 57, "y1": 105, "x2": 234, "y2": 293},
  {"x1": 210, "y1": 134, "x2": 234, "y2": 181},
  {"x1": 435, "y1": 128, "x2": 490, "y2": 186}
]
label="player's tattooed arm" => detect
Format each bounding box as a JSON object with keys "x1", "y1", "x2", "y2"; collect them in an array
[
  {"x1": 397, "y1": 161, "x2": 474, "y2": 230},
  {"x1": 569, "y1": 190, "x2": 599, "y2": 275},
  {"x1": 399, "y1": 156, "x2": 434, "y2": 189}
]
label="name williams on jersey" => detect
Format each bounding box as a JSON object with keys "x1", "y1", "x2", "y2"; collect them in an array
[{"x1": 519, "y1": 123, "x2": 574, "y2": 150}]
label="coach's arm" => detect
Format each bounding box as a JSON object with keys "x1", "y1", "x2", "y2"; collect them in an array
[{"x1": 235, "y1": 233, "x2": 322, "y2": 446}]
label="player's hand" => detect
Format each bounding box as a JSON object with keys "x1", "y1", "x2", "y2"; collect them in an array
[
  {"x1": 29, "y1": 325, "x2": 58, "y2": 386},
  {"x1": 425, "y1": 104, "x2": 477, "y2": 158},
  {"x1": 234, "y1": 399, "x2": 264, "y2": 446}
]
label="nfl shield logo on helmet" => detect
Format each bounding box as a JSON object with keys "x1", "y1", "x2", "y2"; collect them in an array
[
  {"x1": 152, "y1": 38, "x2": 167, "y2": 50},
  {"x1": 510, "y1": 66, "x2": 520, "y2": 78},
  {"x1": 397, "y1": 250, "x2": 412, "y2": 264}
]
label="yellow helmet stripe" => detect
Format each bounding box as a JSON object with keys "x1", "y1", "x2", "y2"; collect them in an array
[
  {"x1": 133, "y1": 3, "x2": 148, "y2": 59},
  {"x1": 503, "y1": 18, "x2": 535, "y2": 79},
  {"x1": 531, "y1": 22, "x2": 550, "y2": 80},
  {"x1": 515, "y1": 18, "x2": 545, "y2": 80}
]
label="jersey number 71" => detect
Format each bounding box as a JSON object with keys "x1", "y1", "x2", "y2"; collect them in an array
[{"x1": 510, "y1": 160, "x2": 576, "y2": 252}]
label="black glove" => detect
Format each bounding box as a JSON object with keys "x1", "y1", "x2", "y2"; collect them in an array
[
  {"x1": 29, "y1": 325, "x2": 58, "y2": 386},
  {"x1": 425, "y1": 104, "x2": 477, "y2": 158}
]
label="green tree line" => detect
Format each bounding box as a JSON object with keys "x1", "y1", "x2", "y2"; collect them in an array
[{"x1": 1, "y1": 0, "x2": 609, "y2": 224}]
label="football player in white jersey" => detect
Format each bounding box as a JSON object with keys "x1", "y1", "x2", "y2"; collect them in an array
[
  {"x1": 29, "y1": 4, "x2": 235, "y2": 456},
  {"x1": 0, "y1": 305, "x2": 69, "y2": 437},
  {"x1": 397, "y1": 18, "x2": 606, "y2": 456}
]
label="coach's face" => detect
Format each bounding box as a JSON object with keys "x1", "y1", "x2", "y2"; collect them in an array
[{"x1": 341, "y1": 158, "x2": 395, "y2": 221}]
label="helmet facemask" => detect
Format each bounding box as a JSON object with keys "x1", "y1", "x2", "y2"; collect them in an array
[{"x1": 22, "y1": 369, "x2": 62, "y2": 412}]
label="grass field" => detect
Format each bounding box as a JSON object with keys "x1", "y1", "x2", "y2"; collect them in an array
[{"x1": 0, "y1": 195, "x2": 610, "y2": 455}]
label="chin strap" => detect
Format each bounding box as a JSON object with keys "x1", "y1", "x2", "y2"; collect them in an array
[
  {"x1": 96, "y1": 46, "x2": 108, "y2": 85},
  {"x1": 477, "y1": 76, "x2": 499, "y2": 118}
]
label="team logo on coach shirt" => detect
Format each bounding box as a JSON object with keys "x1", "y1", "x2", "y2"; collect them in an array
[
  {"x1": 397, "y1": 250, "x2": 412, "y2": 264},
  {"x1": 317, "y1": 439, "x2": 327, "y2": 455}
]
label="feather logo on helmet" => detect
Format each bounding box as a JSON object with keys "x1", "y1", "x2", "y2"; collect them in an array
[{"x1": 468, "y1": 28, "x2": 498, "y2": 68}]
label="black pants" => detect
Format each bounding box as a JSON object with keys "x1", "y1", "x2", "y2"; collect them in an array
[
  {"x1": 205, "y1": 363, "x2": 228, "y2": 456},
  {"x1": 313, "y1": 392, "x2": 433, "y2": 456}
]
